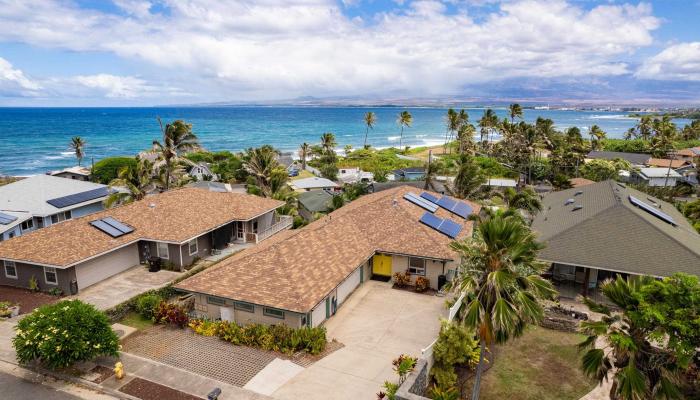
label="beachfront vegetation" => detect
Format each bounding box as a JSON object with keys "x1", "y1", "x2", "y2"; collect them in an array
[
  {"x1": 105, "y1": 156, "x2": 156, "y2": 208},
  {"x1": 318, "y1": 132, "x2": 339, "y2": 180},
  {"x1": 69, "y1": 136, "x2": 86, "y2": 166},
  {"x1": 396, "y1": 110, "x2": 412, "y2": 149},
  {"x1": 185, "y1": 150, "x2": 244, "y2": 182},
  {"x1": 363, "y1": 111, "x2": 377, "y2": 149},
  {"x1": 150, "y1": 118, "x2": 201, "y2": 190},
  {"x1": 92, "y1": 156, "x2": 138, "y2": 184}
]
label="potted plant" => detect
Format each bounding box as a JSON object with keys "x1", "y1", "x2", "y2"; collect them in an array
[{"x1": 0, "y1": 301, "x2": 19, "y2": 318}]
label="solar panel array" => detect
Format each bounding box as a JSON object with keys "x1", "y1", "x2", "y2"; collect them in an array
[
  {"x1": 0, "y1": 212, "x2": 18, "y2": 225},
  {"x1": 47, "y1": 187, "x2": 111, "y2": 209},
  {"x1": 419, "y1": 212, "x2": 463, "y2": 238},
  {"x1": 403, "y1": 193, "x2": 438, "y2": 213},
  {"x1": 435, "y1": 195, "x2": 472, "y2": 219},
  {"x1": 420, "y1": 192, "x2": 440, "y2": 204},
  {"x1": 628, "y1": 195, "x2": 677, "y2": 226},
  {"x1": 90, "y1": 217, "x2": 135, "y2": 238}
]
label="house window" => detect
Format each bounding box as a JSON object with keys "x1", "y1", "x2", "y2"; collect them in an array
[
  {"x1": 207, "y1": 296, "x2": 225, "y2": 306},
  {"x1": 263, "y1": 307, "x2": 285, "y2": 319},
  {"x1": 252, "y1": 220, "x2": 258, "y2": 233},
  {"x1": 408, "y1": 257, "x2": 426, "y2": 276},
  {"x1": 50, "y1": 211, "x2": 72, "y2": 224},
  {"x1": 156, "y1": 242, "x2": 169, "y2": 259},
  {"x1": 234, "y1": 302, "x2": 254, "y2": 313},
  {"x1": 301, "y1": 314, "x2": 307, "y2": 326},
  {"x1": 188, "y1": 239, "x2": 198, "y2": 256},
  {"x1": 4, "y1": 261, "x2": 17, "y2": 279},
  {"x1": 44, "y1": 266, "x2": 58, "y2": 285},
  {"x1": 21, "y1": 219, "x2": 34, "y2": 231},
  {"x1": 8, "y1": 231, "x2": 15, "y2": 239}
]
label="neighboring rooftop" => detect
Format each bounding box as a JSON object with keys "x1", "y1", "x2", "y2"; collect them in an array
[
  {"x1": 638, "y1": 167, "x2": 682, "y2": 179},
  {"x1": 176, "y1": 186, "x2": 479, "y2": 313},
  {"x1": 0, "y1": 188, "x2": 283, "y2": 268},
  {"x1": 586, "y1": 151, "x2": 651, "y2": 165},
  {"x1": 370, "y1": 180, "x2": 447, "y2": 195},
  {"x1": 646, "y1": 158, "x2": 693, "y2": 169},
  {"x1": 290, "y1": 177, "x2": 339, "y2": 190},
  {"x1": 569, "y1": 177, "x2": 596, "y2": 188},
  {"x1": 483, "y1": 178, "x2": 517, "y2": 188},
  {"x1": 49, "y1": 166, "x2": 91, "y2": 177},
  {"x1": 298, "y1": 190, "x2": 334, "y2": 213},
  {"x1": 532, "y1": 180, "x2": 700, "y2": 277},
  {"x1": 186, "y1": 181, "x2": 232, "y2": 193}
]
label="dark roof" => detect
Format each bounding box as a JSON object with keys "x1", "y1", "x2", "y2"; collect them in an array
[
  {"x1": 393, "y1": 167, "x2": 426, "y2": 175},
  {"x1": 531, "y1": 180, "x2": 700, "y2": 277},
  {"x1": 298, "y1": 190, "x2": 334, "y2": 213},
  {"x1": 370, "y1": 180, "x2": 446, "y2": 194},
  {"x1": 586, "y1": 151, "x2": 650, "y2": 165},
  {"x1": 186, "y1": 181, "x2": 229, "y2": 193}
]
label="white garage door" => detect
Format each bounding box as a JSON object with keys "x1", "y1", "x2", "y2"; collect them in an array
[
  {"x1": 337, "y1": 267, "x2": 361, "y2": 305},
  {"x1": 76, "y1": 243, "x2": 139, "y2": 289}
]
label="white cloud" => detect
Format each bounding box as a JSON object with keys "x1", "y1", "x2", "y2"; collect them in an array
[
  {"x1": 73, "y1": 74, "x2": 155, "y2": 98},
  {"x1": 0, "y1": 0, "x2": 663, "y2": 100},
  {"x1": 636, "y1": 42, "x2": 700, "y2": 81},
  {"x1": 0, "y1": 57, "x2": 41, "y2": 96}
]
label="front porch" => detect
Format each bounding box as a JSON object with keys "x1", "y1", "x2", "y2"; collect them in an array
[{"x1": 548, "y1": 263, "x2": 621, "y2": 304}]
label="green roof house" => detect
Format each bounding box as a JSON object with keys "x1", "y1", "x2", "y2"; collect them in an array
[{"x1": 298, "y1": 190, "x2": 334, "y2": 222}]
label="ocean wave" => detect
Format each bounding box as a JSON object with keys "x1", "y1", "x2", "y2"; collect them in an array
[
  {"x1": 60, "y1": 151, "x2": 74, "y2": 156},
  {"x1": 415, "y1": 134, "x2": 427, "y2": 138},
  {"x1": 387, "y1": 136, "x2": 401, "y2": 141},
  {"x1": 589, "y1": 114, "x2": 634, "y2": 120}
]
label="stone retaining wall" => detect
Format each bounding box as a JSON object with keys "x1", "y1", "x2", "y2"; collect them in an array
[{"x1": 395, "y1": 358, "x2": 432, "y2": 400}]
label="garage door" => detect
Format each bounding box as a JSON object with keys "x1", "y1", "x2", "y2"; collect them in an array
[
  {"x1": 338, "y1": 267, "x2": 361, "y2": 305},
  {"x1": 76, "y1": 243, "x2": 139, "y2": 289}
]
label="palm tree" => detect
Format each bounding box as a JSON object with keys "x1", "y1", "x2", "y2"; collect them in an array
[
  {"x1": 500, "y1": 187, "x2": 542, "y2": 215},
  {"x1": 452, "y1": 154, "x2": 486, "y2": 199},
  {"x1": 151, "y1": 118, "x2": 200, "y2": 191},
  {"x1": 508, "y1": 103, "x2": 523, "y2": 123},
  {"x1": 299, "y1": 142, "x2": 310, "y2": 171},
  {"x1": 589, "y1": 125, "x2": 606, "y2": 151},
  {"x1": 320, "y1": 132, "x2": 337, "y2": 154},
  {"x1": 242, "y1": 146, "x2": 281, "y2": 198},
  {"x1": 396, "y1": 111, "x2": 413, "y2": 148},
  {"x1": 579, "y1": 276, "x2": 684, "y2": 400},
  {"x1": 70, "y1": 136, "x2": 86, "y2": 166},
  {"x1": 451, "y1": 213, "x2": 556, "y2": 400},
  {"x1": 478, "y1": 109, "x2": 498, "y2": 150},
  {"x1": 104, "y1": 157, "x2": 155, "y2": 208},
  {"x1": 363, "y1": 112, "x2": 377, "y2": 149},
  {"x1": 457, "y1": 123, "x2": 476, "y2": 155},
  {"x1": 445, "y1": 108, "x2": 458, "y2": 154}
]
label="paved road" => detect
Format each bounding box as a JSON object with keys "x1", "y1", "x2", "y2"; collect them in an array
[{"x1": 0, "y1": 371, "x2": 81, "y2": 400}]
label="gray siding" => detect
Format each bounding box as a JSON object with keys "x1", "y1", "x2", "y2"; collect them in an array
[
  {"x1": 192, "y1": 293, "x2": 304, "y2": 328},
  {"x1": 179, "y1": 235, "x2": 211, "y2": 267},
  {"x1": 70, "y1": 201, "x2": 105, "y2": 218},
  {"x1": 0, "y1": 261, "x2": 75, "y2": 295}
]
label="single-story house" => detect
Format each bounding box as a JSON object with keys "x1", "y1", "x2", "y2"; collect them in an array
[
  {"x1": 392, "y1": 167, "x2": 426, "y2": 181},
  {"x1": 176, "y1": 186, "x2": 479, "y2": 328},
  {"x1": 0, "y1": 188, "x2": 288, "y2": 294},
  {"x1": 645, "y1": 158, "x2": 694, "y2": 171},
  {"x1": 297, "y1": 190, "x2": 334, "y2": 221},
  {"x1": 0, "y1": 175, "x2": 110, "y2": 241},
  {"x1": 290, "y1": 177, "x2": 340, "y2": 192},
  {"x1": 532, "y1": 180, "x2": 700, "y2": 298},
  {"x1": 337, "y1": 167, "x2": 373, "y2": 184},
  {"x1": 676, "y1": 148, "x2": 700, "y2": 162},
  {"x1": 633, "y1": 167, "x2": 683, "y2": 187},
  {"x1": 585, "y1": 151, "x2": 651, "y2": 167},
  {"x1": 49, "y1": 166, "x2": 92, "y2": 181}
]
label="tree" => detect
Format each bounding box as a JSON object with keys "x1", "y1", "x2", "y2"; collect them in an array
[
  {"x1": 478, "y1": 109, "x2": 498, "y2": 149},
  {"x1": 430, "y1": 320, "x2": 480, "y2": 390},
  {"x1": 680, "y1": 120, "x2": 700, "y2": 141},
  {"x1": 452, "y1": 155, "x2": 486, "y2": 199},
  {"x1": 69, "y1": 136, "x2": 86, "y2": 166},
  {"x1": 299, "y1": 142, "x2": 310, "y2": 171},
  {"x1": 151, "y1": 118, "x2": 200, "y2": 190},
  {"x1": 451, "y1": 212, "x2": 556, "y2": 400},
  {"x1": 242, "y1": 145, "x2": 281, "y2": 198},
  {"x1": 105, "y1": 157, "x2": 155, "y2": 208},
  {"x1": 579, "y1": 275, "x2": 693, "y2": 400},
  {"x1": 580, "y1": 159, "x2": 619, "y2": 182},
  {"x1": 363, "y1": 111, "x2": 377, "y2": 149},
  {"x1": 318, "y1": 133, "x2": 339, "y2": 180},
  {"x1": 91, "y1": 156, "x2": 138, "y2": 184},
  {"x1": 396, "y1": 110, "x2": 412, "y2": 148},
  {"x1": 500, "y1": 187, "x2": 542, "y2": 215},
  {"x1": 589, "y1": 125, "x2": 606, "y2": 151},
  {"x1": 508, "y1": 103, "x2": 523, "y2": 123}
]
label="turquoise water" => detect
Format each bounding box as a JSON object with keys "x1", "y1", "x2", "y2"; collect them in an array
[{"x1": 0, "y1": 107, "x2": 691, "y2": 176}]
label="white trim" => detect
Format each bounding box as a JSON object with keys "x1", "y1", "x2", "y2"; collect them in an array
[
  {"x1": 43, "y1": 266, "x2": 58, "y2": 286},
  {"x1": 3, "y1": 260, "x2": 17, "y2": 279},
  {"x1": 156, "y1": 242, "x2": 170, "y2": 260},
  {"x1": 188, "y1": 239, "x2": 198, "y2": 256}
]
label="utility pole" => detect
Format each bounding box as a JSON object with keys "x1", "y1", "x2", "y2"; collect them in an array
[{"x1": 663, "y1": 149, "x2": 676, "y2": 188}]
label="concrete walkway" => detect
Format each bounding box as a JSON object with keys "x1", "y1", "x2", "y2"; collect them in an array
[{"x1": 68, "y1": 265, "x2": 180, "y2": 310}]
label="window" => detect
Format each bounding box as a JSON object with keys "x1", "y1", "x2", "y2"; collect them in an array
[
  {"x1": 50, "y1": 211, "x2": 72, "y2": 224},
  {"x1": 4, "y1": 261, "x2": 17, "y2": 279},
  {"x1": 301, "y1": 314, "x2": 307, "y2": 326},
  {"x1": 263, "y1": 307, "x2": 285, "y2": 319},
  {"x1": 8, "y1": 231, "x2": 14, "y2": 239},
  {"x1": 188, "y1": 239, "x2": 198, "y2": 256},
  {"x1": 156, "y1": 242, "x2": 169, "y2": 259},
  {"x1": 408, "y1": 257, "x2": 426, "y2": 276},
  {"x1": 44, "y1": 266, "x2": 57, "y2": 285},
  {"x1": 234, "y1": 302, "x2": 254, "y2": 313},
  {"x1": 207, "y1": 296, "x2": 225, "y2": 306},
  {"x1": 252, "y1": 220, "x2": 258, "y2": 233},
  {"x1": 21, "y1": 219, "x2": 34, "y2": 231}
]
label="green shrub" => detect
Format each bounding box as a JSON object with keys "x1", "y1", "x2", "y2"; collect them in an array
[
  {"x1": 12, "y1": 300, "x2": 119, "y2": 369},
  {"x1": 48, "y1": 287, "x2": 63, "y2": 297},
  {"x1": 135, "y1": 294, "x2": 162, "y2": 319},
  {"x1": 430, "y1": 320, "x2": 480, "y2": 389},
  {"x1": 92, "y1": 156, "x2": 138, "y2": 184},
  {"x1": 28, "y1": 275, "x2": 39, "y2": 292}
]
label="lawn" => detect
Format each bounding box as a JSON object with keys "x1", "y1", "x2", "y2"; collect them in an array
[
  {"x1": 120, "y1": 312, "x2": 154, "y2": 330},
  {"x1": 290, "y1": 169, "x2": 315, "y2": 180},
  {"x1": 464, "y1": 326, "x2": 596, "y2": 400}
]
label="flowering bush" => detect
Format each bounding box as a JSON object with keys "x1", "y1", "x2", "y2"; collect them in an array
[
  {"x1": 393, "y1": 271, "x2": 411, "y2": 288},
  {"x1": 153, "y1": 301, "x2": 189, "y2": 328},
  {"x1": 415, "y1": 276, "x2": 430, "y2": 292},
  {"x1": 12, "y1": 300, "x2": 119, "y2": 369}
]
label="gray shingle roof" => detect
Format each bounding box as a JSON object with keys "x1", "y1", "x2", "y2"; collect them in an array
[
  {"x1": 298, "y1": 190, "x2": 333, "y2": 213},
  {"x1": 531, "y1": 180, "x2": 700, "y2": 277},
  {"x1": 586, "y1": 151, "x2": 651, "y2": 165}
]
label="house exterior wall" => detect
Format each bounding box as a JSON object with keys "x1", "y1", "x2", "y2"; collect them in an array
[
  {"x1": 0, "y1": 225, "x2": 22, "y2": 241},
  {"x1": 0, "y1": 261, "x2": 75, "y2": 295},
  {"x1": 647, "y1": 176, "x2": 678, "y2": 187},
  {"x1": 389, "y1": 255, "x2": 452, "y2": 290},
  {"x1": 179, "y1": 235, "x2": 211, "y2": 267},
  {"x1": 74, "y1": 244, "x2": 139, "y2": 290},
  {"x1": 191, "y1": 293, "x2": 304, "y2": 328},
  {"x1": 298, "y1": 206, "x2": 314, "y2": 222},
  {"x1": 52, "y1": 172, "x2": 90, "y2": 181},
  {"x1": 141, "y1": 234, "x2": 211, "y2": 270},
  {"x1": 70, "y1": 202, "x2": 105, "y2": 218}
]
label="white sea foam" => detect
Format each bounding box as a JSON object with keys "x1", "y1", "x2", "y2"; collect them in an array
[
  {"x1": 60, "y1": 151, "x2": 73, "y2": 156},
  {"x1": 589, "y1": 114, "x2": 635, "y2": 120},
  {"x1": 387, "y1": 136, "x2": 401, "y2": 141}
]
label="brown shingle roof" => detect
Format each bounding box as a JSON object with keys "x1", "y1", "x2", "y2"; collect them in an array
[
  {"x1": 646, "y1": 158, "x2": 691, "y2": 168},
  {"x1": 569, "y1": 177, "x2": 596, "y2": 188},
  {"x1": 0, "y1": 188, "x2": 283, "y2": 267},
  {"x1": 176, "y1": 186, "x2": 479, "y2": 313}
]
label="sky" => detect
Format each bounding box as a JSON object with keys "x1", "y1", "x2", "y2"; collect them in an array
[{"x1": 0, "y1": 0, "x2": 699, "y2": 106}]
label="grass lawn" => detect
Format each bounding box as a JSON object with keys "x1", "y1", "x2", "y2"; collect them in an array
[
  {"x1": 468, "y1": 326, "x2": 596, "y2": 400},
  {"x1": 120, "y1": 312, "x2": 154, "y2": 330},
  {"x1": 290, "y1": 170, "x2": 315, "y2": 180}
]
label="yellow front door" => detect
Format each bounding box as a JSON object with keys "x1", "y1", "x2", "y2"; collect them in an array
[{"x1": 372, "y1": 254, "x2": 392, "y2": 276}]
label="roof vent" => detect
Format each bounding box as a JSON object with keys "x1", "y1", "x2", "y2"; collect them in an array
[
  {"x1": 574, "y1": 191, "x2": 583, "y2": 196},
  {"x1": 148, "y1": 203, "x2": 156, "y2": 208},
  {"x1": 572, "y1": 205, "x2": 583, "y2": 211},
  {"x1": 565, "y1": 198, "x2": 575, "y2": 205}
]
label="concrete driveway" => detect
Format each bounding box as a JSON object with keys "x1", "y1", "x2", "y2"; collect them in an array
[
  {"x1": 272, "y1": 280, "x2": 446, "y2": 400},
  {"x1": 69, "y1": 266, "x2": 180, "y2": 310}
]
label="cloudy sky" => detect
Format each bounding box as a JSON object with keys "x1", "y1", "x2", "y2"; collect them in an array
[{"x1": 0, "y1": 0, "x2": 698, "y2": 106}]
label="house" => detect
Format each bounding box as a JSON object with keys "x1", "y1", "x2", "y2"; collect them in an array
[
  {"x1": 186, "y1": 181, "x2": 232, "y2": 193},
  {"x1": 0, "y1": 175, "x2": 110, "y2": 241},
  {"x1": 290, "y1": 177, "x2": 340, "y2": 192},
  {"x1": 645, "y1": 158, "x2": 694, "y2": 171},
  {"x1": 531, "y1": 180, "x2": 700, "y2": 298},
  {"x1": 337, "y1": 167, "x2": 373, "y2": 184},
  {"x1": 189, "y1": 163, "x2": 218, "y2": 181},
  {"x1": 392, "y1": 167, "x2": 426, "y2": 181},
  {"x1": 175, "y1": 186, "x2": 479, "y2": 328},
  {"x1": 297, "y1": 190, "x2": 335, "y2": 221},
  {"x1": 676, "y1": 147, "x2": 700, "y2": 162},
  {"x1": 585, "y1": 151, "x2": 651, "y2": 167},
  {"x1": 482, "y1": 178, "x2": 517, "y2": 189},
  {"x1": 633, "y1": 168, "x2": 682, "y2": 187},
  {"x1": 0, "y1": 188, "x2": 288, "y2": 294},
  {"x1": 49, "y1": 166, "x2": 92, "y2": 181},
  {"x1": 277, "y1": 152, "x2": 299, "y2": 172}
]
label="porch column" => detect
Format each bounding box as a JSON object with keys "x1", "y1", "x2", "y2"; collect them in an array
[{"x1": 581, "y1": 267, "x2": 590, "y2": 297}]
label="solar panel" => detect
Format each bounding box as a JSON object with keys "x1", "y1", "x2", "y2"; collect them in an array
[
  {"x1": 434, "y1": 195, "x2": 473, "y2": 219},
  {"x1": 452, "y1": 202, "x2": 473, "y2": 219},
  {"x1": 437, "y1": 196, "x2": 458, "y2": 211},
  {"x1": 90, "y1": 220, "x2": 125, "y2": 237},
  {"x1": 404, "y1": 193, "x2": 438, "y2": 213},
  {"x1": 419, "y1": 212, "x2": 443, "y2": 229},
  {"x1": 0, "y1": 212, "x2": 18, "y2": 225},
  {"x1": 101, "y1": 217, "x2": 134, "y2": 235},
  {"x1": 628, "y1": 195, "x2": 677, "y2": 226},
  {"x1": 47, "y1": 187, "x2": 111, "y2": 209},
  {"x1": 419, "y1": 212, "x2": 463, "y2": 238},
  {"x1": 420, "y1": 192, "x2": 440, "y2": 204}
]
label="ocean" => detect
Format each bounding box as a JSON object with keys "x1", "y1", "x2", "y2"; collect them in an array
[{"x1": 0, "y1": 107, "x2": 692, "y2": 176}]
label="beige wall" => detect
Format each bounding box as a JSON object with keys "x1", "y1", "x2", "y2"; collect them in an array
[
  {"x1": 192, "y1": 293, "x2": 304, "y2": 328},
  {"x1": 389, "y1": 254, "x2": 456, "y2": 290}
]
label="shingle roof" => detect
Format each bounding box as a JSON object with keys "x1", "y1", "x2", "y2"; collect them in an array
[
  {"x1": 0, "y1": 188, "x2": 283, "y2": 267},
  {"x1": 639, "y1": 168, "x2": 682, "y2": 179},
  {"x1": 531, "y1": 180, "x2": 700, "y2": 277},
  {"x1": 586, "y1": 151, "x2": 651, "y2": 165},
  {"x1": 646, "y1": 158, "x2": 692, "y2": 169},
  {"x1": 290, "y1": 177, "x2": 339, "y2": 190},
  {"x1": 176, "y1": 186, "x2": 479, "y2": 313},
  {"x1": 298, "y1": 190, "x2": 334, "y2": 213},
  {"x1": 569, "y1": 177, "x2": 596, "y2": 188}
]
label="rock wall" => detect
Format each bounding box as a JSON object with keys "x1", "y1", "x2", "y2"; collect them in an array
[{"x1": 396, "y1": 358, "x2": 432, "y2": 400}]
